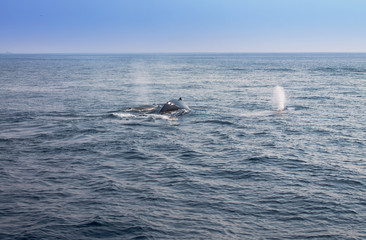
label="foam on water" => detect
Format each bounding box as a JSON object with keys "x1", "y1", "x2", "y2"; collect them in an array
[
  {"x1": 112, "y1": 112, "x2": 178, "y2": 121},
  {"x1": 149, "y1": 114, "x2": 178, "y2": 121},
  {"x1": 112, "y1": 112, "x2": 136, "y2": 118}
]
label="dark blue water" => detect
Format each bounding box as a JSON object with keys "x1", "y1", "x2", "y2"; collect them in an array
[{"x1": 1, "y1": 53, "x2": 365, "y2": 239}]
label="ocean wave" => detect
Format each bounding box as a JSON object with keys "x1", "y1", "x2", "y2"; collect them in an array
[
  {"x1": 195, "y1": 119, "x2": 235, "y2": 125},
  {"x1": 312, "y1": 66, "x2": 366, "y2": 72}
]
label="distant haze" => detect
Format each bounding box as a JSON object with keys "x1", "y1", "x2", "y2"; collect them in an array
[{"x1": 1, "y1": 0, "x2": 366, "y2": 53}]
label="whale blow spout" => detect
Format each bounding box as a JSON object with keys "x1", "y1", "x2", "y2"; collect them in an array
[{"x1": 273, "y1": 86, "x2": 286, "y2": 111}]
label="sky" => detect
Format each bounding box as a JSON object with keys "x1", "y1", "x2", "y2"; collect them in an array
[{"x1": 1, "y1": 0, "x2": 366, "y2": 53}]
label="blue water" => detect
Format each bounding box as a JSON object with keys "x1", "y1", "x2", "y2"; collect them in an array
[{"x1": 0, "y1": 53, "x2": 365, "y2": 239}]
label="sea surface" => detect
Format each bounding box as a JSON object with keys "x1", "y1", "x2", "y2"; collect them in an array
[{"x1": 0, "y1": 53, "x2": 365, "y2": 239}]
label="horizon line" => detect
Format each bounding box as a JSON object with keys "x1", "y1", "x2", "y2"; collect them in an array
[{"x1": 2, "y1": 51, "x2": 366, "y2": 55}]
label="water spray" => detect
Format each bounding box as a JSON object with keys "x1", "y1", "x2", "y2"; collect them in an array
[{"x1": 273, "y1": 86, "x2": 286, "y2": 111}]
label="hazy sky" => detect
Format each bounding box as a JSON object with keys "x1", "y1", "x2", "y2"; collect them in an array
[{"x1": 1, "y1": 0, "x2": 366, "y2": 53}]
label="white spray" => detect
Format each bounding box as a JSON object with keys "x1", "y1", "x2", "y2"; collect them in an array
[
  {"x1": 131, "y1": 60, "x2": 150, "y2": 105},
  {"x1": 272, "y1": 86, "x2": 286, "y2": 111}
]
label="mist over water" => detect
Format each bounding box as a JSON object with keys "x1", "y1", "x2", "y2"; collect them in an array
[
  {"x1": 0, "y1": 53, "x2": 365, "y2": 239},
  {"x1": 130, "y1": 60, "x2": 152, "y2": 105}
]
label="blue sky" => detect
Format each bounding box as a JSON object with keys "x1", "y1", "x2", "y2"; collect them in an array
[{"x1": 1, "y1": 0, "x2": 366, "y2": 53}]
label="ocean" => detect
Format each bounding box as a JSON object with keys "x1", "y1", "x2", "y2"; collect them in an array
[{"x1": 0, "y1": 53, "x2": 365, "y2": 239}]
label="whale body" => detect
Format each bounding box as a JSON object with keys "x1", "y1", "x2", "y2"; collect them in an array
[{"x1": 159, "y1": 98, "x2": 190, "y2": 114}]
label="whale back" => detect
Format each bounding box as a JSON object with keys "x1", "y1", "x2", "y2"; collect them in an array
[{"x1": 159, "y1": 98, "x2": 189, "y2": 113}]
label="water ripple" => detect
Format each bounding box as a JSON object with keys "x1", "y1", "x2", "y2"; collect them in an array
[{"x1": 1, "y1": 53, "x2": 365, "y2": 240}]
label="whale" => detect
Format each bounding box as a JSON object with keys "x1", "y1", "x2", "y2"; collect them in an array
[{"x1": 159, "y1": 98, "x2": 190, "y2": 114}]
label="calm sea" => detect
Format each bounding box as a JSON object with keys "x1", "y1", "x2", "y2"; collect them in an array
[{"x1": 0, "y1": 53, "x2": 365, "y2": 239}]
